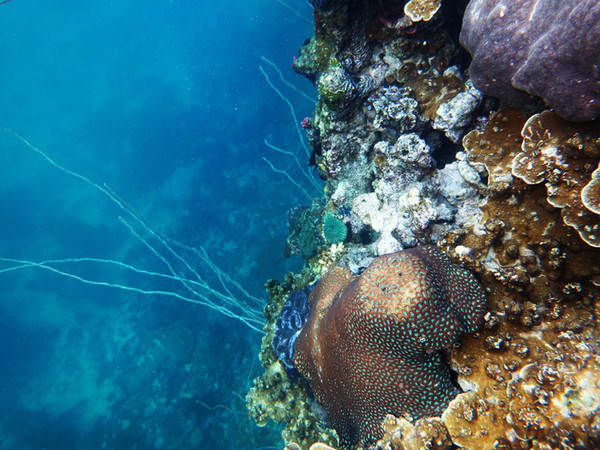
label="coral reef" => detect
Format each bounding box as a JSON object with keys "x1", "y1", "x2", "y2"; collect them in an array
[
  {"x1": 249, "y1": 1, "x2": 600, "y2": 449},
  {"x1": 291, "y1": 3, "x2": 485, "y2": 258},
  {"x1": 460, "y1": 0, "x2": 600, "y2": 121},
  {"x1": 511, "y1": 110, "x2": 600, "y2": 247},
  {"x1": 293, "y1": 246, "x2": 486, "y2": 448}
]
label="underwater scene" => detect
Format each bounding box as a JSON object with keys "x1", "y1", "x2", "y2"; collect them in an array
[
  {"x1": 2, "y1": 0, "x2": 600, "y2": 449},
  {"x1": 0, "y1": 0, "x2": 315, "y2": 448}
]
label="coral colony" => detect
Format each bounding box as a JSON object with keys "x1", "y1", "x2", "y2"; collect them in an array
[
  {"x1": 247, "y1": 0, "x2": 600, "y2": 449},
  {"x1": 292, "y1": 246, "x2": 487, "y2": 447},
  {"x1": 2, "y1": 0, "x2": 599, "y2": 448}
]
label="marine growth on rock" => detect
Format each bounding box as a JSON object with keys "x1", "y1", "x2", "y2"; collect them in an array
[
  {"x1": 461, "y1": 0, "x2": 600, "y2": 121},
  {"x1": 293, "y1": 246, "x2": 487, "y2": 448},
  {"x1": 248, "y1": 1, "x2": 600, "y2": 448}
]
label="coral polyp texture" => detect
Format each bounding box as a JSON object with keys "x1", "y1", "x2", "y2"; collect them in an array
[
  {"x1": 460, "y1": 0, "x2": 600, "y2": 121},
  {"x1": 293, "y1": 246, "x2": 486, "y2": 448}
]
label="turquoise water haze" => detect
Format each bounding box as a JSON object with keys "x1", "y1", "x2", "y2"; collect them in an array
[{"x1": 0, "y1": 1, "x2": 317, "y2": 447}]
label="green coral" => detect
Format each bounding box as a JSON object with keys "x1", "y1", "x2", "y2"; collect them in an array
[
  {"x1": 322, "y1": 212, "x2": 347, "y2": 245},
  {"x1": 317, "y1": 65, "x2": 354, "y2": 110}
]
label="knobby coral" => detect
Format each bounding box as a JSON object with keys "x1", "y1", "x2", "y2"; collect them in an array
[{"x1": 293, "y1": 246, "x2": 487, "y2": 448}]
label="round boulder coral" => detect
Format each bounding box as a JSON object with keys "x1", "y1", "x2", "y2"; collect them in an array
[
  {"x1": 460, "y1": 0, "x2": 600, "y2": 121},
  {"x1": 293, "y1": 246, "x2": 487, "y2": 448}
]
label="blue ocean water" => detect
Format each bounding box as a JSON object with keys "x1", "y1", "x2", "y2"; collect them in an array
[{"x1": 0, "y1": 1, "x2": 317, "y2": 448}]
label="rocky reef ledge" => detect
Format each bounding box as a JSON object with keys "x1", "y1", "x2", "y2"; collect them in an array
[{"x1": 247, "y1": 1, "x2": 600, "y2": 449}]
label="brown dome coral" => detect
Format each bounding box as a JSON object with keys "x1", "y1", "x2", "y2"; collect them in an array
[{"x1": 293, "y1": 246, "x2": 487, "y2": 448}]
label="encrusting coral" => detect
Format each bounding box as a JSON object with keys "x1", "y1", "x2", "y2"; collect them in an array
[
  {"x1": 511, "y1": 110, "x2": 600, "y2": 247},
  {"x1": 460, "y1": 0, "x2": 600, "y2": 121},
  {"x1": 403, "y1": 0, "x2": 442, "y2": 23},
  {"x1": 377, "y1": 414, "x2": 451, "y2": 449},
  {"x1": 437, "y1": 108, "x2": 600, "y2": 449},
  {"x1": 583, "y1": 164, "x2": 600, "y2": 215},
  {"x1": 293, "y1": 246, "x2": 486, "y2": 448}
]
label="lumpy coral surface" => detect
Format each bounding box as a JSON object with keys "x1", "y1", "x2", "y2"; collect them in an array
[
  {"x1": 461, "y1": 0, "x2": 600, "y2": 121},
  {"x1": 293, "y1": 246, "x2": 486, "y2": 448}
]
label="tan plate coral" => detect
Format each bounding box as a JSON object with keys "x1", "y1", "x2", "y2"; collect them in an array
[
  {"x1": 511, "y1": 110, "x2": 600, "y2": 247},
  {"x1": 436, "y1": 108, "x2": 600, "y2": 449},
  {"x1": 404, "y1": 0, "x2": 442, "y2": 22},
  {"x1": 582, "y1": 163, "x2": 600, "y2": 215}
]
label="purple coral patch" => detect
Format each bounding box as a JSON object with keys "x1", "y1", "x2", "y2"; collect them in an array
[{"x1": 460, "y1": 0, "x2": 600, "y2": 121}]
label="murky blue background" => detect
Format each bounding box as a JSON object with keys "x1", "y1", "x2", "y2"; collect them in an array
[{"x1": 0, "y1": 1, "x2": 317, "y2": 447}]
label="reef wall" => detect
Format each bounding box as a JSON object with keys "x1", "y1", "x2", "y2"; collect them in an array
[{"x1": 247, "y1": 1, "x2": 600, "y2": 448}]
